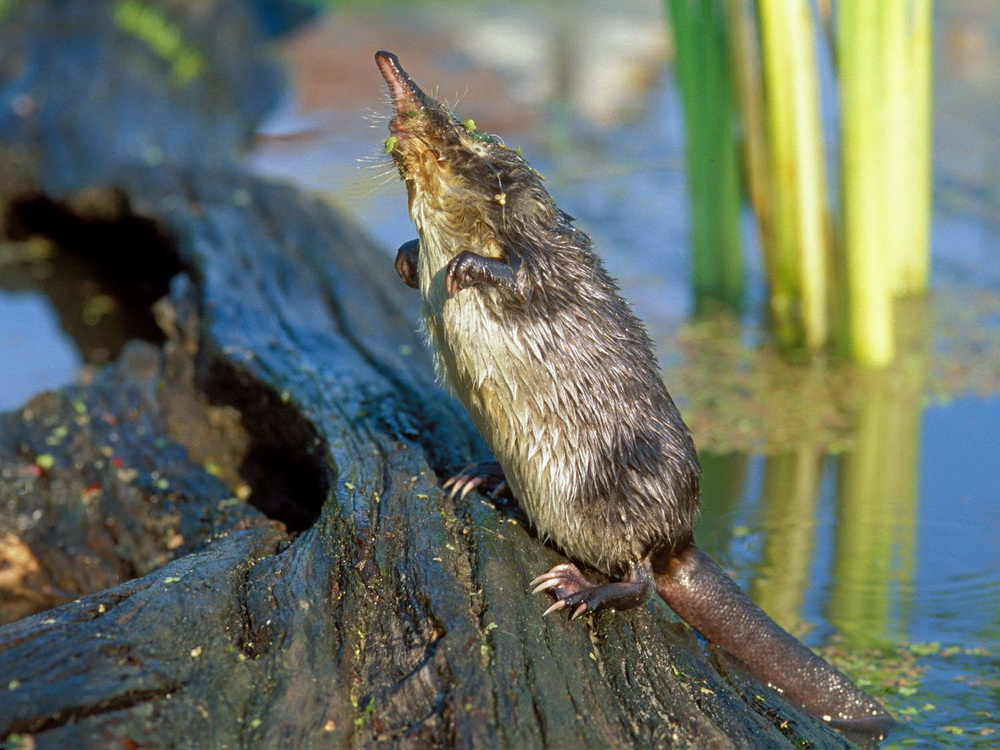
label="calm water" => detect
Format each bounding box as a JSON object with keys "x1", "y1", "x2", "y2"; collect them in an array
[{"x1": 1, "y1": 0, "x2": 997, "y2": 745}]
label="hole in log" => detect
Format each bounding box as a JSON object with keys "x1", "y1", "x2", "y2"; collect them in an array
[
  {"x1": 202, "y1": 357, "x2": 330, "y2": 533},
  {"x1": 2, "y1": 191, "x2": 328, "y2": 534},
  {"x1": 3, "y1": 191, "x2": 182, "y2": 363}
]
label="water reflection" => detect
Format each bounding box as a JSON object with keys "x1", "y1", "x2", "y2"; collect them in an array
[
  {"x1": 829, "y1": 369, "x2": 922, "y2": 650},
  {"x1": 753, "y1": 449, "x2": 824, "y2": 638},
  {"x1": 697, "y1": 353, "x2": 925, "y2": 650},
  {"x1": 0, "y1": 200, "x2": 178, "y2": 410},
  {"x1": 693, "y1": 305, "x2": 934, "y2": 670}
]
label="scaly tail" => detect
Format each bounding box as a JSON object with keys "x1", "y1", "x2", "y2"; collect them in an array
[{"x1": 655, "y1": 545, "x2": 892, "y2": 733}]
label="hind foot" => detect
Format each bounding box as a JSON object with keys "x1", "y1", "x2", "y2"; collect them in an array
[
  {"x1": 442, "y1": 461, "x2": 511, "y2": 500},
  {"x1": 530, "y1": 560, "x2": 653, "y2": 619}
]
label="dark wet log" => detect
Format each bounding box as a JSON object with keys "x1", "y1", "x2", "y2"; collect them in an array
[
  {"x1": 0, "y1": 0, "x2": 286, "y2": 201},
  {"x1": 0, "y1": 1, "x2": 855, "y2": 747}
]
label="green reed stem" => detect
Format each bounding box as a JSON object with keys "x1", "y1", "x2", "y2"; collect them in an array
[
  {"x1": 880, "y1": 0, "x2": 932, "y2": 296},
  {"x1": 666, "y1": 0, "x2": 744, "y2": 310},
  {"x1": 881, "y1": 0, "x2": 910, "y2": 299},
  {"x1": 725, "y1": 1, "x2": 777, "y2": 299}
]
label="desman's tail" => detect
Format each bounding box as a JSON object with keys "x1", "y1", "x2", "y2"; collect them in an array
[{"x1": 654, "y1": 545, "x2": 892, "y2": 733}]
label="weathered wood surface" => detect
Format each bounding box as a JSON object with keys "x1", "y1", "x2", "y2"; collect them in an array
[{"x1": 0, "y1": 1, "x2": 854, "y2": 747}]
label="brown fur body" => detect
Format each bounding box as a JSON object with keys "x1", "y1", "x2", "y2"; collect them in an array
[{"x1": 410, "y1": 154, "x2": 699, "y2": 574}]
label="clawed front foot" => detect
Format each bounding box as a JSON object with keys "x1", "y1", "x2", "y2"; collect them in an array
[
  {"x1": 444, "y1": 251, "x2": 521, "y2": 299},
  {"x1": 442, "y1": 460, "x2": 511, "y2": 500},
  {"x1": 530, "y1": 560, "x2": 653, "y2": 620}
]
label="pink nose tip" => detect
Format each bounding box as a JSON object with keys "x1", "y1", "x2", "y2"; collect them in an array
[{"x1": 375, "y1": 50, "x2": 423, "y2": 114}]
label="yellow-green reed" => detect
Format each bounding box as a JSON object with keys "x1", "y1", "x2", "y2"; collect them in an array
[
  {"x1": 671, "y1": 0, "x2": 933, "y2": 366},
  {"x1": 756, "y1": 0, "x2": 831, "y2": 351},
  {"x1": 898, "y1": 0, "x2": 933, "y2": 294},
  {"x1": 839, "y1": 0, "x2": 895, "y2": 366}
]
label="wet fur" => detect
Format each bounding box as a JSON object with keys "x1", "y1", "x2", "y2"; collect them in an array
[
  {"x1": 412, "y1": 173, "x2": 700, "y2": 572},
  {"x1": 379, "y1": 71, "x2": 701, "y2": 572}
]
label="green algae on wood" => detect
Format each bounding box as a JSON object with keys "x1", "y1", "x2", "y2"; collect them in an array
[{"x1": 113, "y1": 0, "x2": 205, "y2": 86}]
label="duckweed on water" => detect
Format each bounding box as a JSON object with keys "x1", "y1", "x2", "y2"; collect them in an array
[
  {"x1": 383, "y1": 135, "x2": 398, "y2": 154},
  {"x1": 662, "y1": 288, "x2": 1000, "y2": 453},
  {"x1": 819, "y1": 639, "x2": 997, "y2": 744}
]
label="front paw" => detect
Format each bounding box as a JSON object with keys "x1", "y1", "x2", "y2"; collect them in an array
[
  {"x1": 445, "y1": 251, "x2": 478, "y2": 297},
  {"x1": 395, "y1": 239, "x2": 420, "y2": 289},
  {"x1": 442, "y1": 460, "x2": 510, "y2": 500}
]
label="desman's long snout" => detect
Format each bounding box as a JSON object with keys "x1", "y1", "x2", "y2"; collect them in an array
[{"x1": 375, "y1": 50, "x2": 427, "y2": 116}]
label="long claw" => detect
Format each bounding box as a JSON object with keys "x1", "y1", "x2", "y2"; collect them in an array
[
  {"x1": 529, "y1": 564, "x2": 577, "y2": 588},
  {"x1": 529, "y1": 572, "x2": 560, "y2": 588},
  {"x1": 442, "y1": 462, "x2": 506, "y2": 501},
  {"x1": 450, "y1": 476, "x2": 474, "y2": 500},
  {"x1": 529, "y1": 569, "x2": 570, "y2": 588},
  {"x1": 570, "y1": 603, "x2": 589, "y2": 620},
  {"x1": 531, "y1": 578, "x2": 563, "y2": 595},
  {"x1": 444, "y1": 463, "x2": 476, "y2": 491},
  {"x1": 542, "y1": 600, "x2": 568, "y2": 617}
]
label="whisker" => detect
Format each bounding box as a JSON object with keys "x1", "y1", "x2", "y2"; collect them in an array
[
  {"x1": 355, "y1": 147, "x2": 397, "y2": 175},
  {"x1": 335, "y1": 164, "x2": 402, "y2": 205},
  {"x1": 363, "y1": 106, "x2": 391, "y2": 125},
  {"x1": 448, "y1": 85, "x2": 471, "y2": 111},
  {"x1": 359, "y1": 167, "x2": 396, "y2": 179},
  {"x1": 357, "y1": 152, "x2": 395, "y2": 168},
  {"x1": 355, "y1": 172, "x2": 401, "y2": 199}
]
